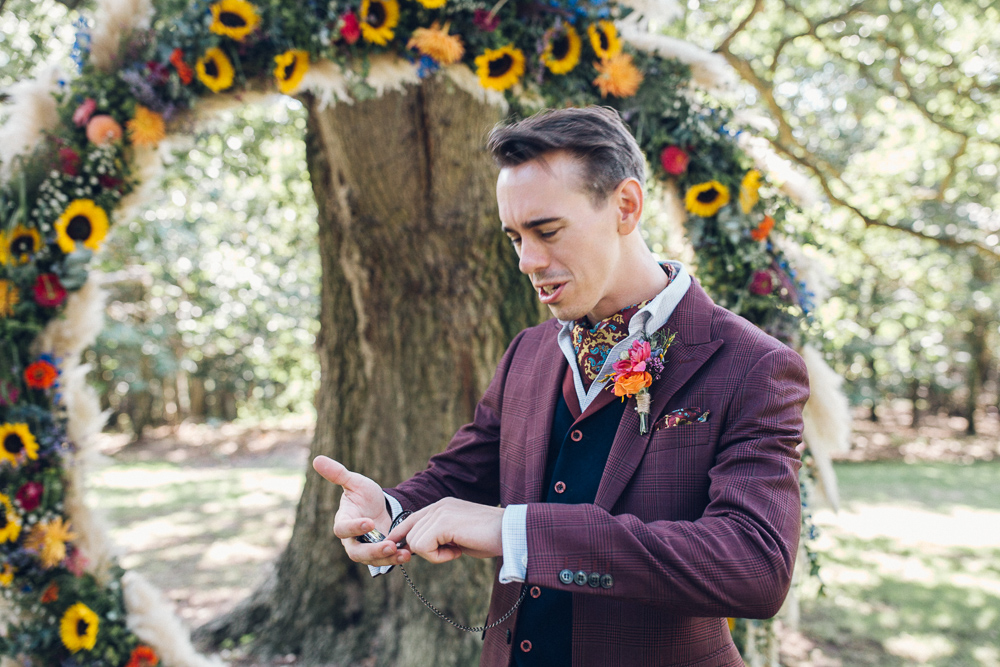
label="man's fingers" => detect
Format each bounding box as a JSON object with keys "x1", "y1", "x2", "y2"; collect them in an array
[
  {"x1": 420, "y1": 545, "x2": 463, "y2": 564},
  {"x1": 344, "y1": 538, "x2": 412, "y2": 566},
  {"x1": 334, "y1": 517, "x2": 377, "y2": 540},
  {"x1": 386, "y1": 511, "x2": 422, "y2": 545}
]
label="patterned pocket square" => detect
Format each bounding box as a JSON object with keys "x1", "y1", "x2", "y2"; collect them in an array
[{"x1": 654, "y1": 408, "x2": 710, "y2": 431}]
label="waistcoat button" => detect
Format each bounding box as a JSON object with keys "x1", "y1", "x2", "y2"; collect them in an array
[
  {"x1": 530, "y1": 586, "x2": 541, "y2": 598},
  {"x1": 520, "y1": 639, "x2": 532, "y2": 653},
  {"x1": 570, "y1": 429, "x2": 583, "y2": 442},
  {"x1": 554, "y1": 481, "x2": 566, "y2": 493}
]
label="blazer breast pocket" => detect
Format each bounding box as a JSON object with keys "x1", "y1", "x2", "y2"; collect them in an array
[{"x1": 646, "y1": 422, "x2": 712, "y2": 452}]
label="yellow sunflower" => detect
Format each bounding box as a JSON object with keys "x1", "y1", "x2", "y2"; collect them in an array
[
  {"x1": 25, "y1": 517, "x2": 77, "y2": 569},
  {"x1": 587, "y1": 20, "x2": 621, "y2": 60},
  {"x1": 127, "y1": 105, "x2": 166, "y2": 147},
  {"x1": 592, "y1": 53, "x2": 643, "y2": 98},
  {"x1": 209, "y1": 0, "x2": 260, "y2": 41},
  {"x1": 0, "y1": 279, "x2": 19, "y2": 317},
  {"x1": 0, "y1": 563, "x2": 14, "y2": 587},
  {"x1": 475, "y1": 44, "x2": 525, "y2": 91},
  {"x1": 359, "y1": 0, "x2": 400, "y2": 46},
  {"x1": 0, "y1": 225, "x2": 42, "y2": 266},
  {"x1": 685, "y1": 180, "x2": 731, "y2": 217},
  {"x1": 60, "y1": 602, "x2": 99, "y2": 653},
  {"x1": 0, "y1": 422, "x2": 39, "y2": 467},
  {"x1": 54, "y1": 199, "x2": 110, "y2": 254},
  {"x1": 541, "y1": 24, "x2": 581, "y2": 75},
  {"x1": 196, "y1": 47, "x2": 236, "y2": 93},
  {"x1": 739, "y1": 169, "x2": 762, "y2": 214},
  {"x1": 407, "y1": 22, "x2": 464, "y2": 65},
  {"x1": 0, "y1": 494, "x2": 22, "y2": 544},
  {"x1": 415, "y1": 0, "x2": 446, "y2": 7},
  {"x1": 274, "y1": 49, "x2": 310, "y2": 95}
]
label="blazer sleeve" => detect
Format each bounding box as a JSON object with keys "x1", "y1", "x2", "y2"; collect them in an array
[
  {"x1": 384, "y1": 329, "x2": 528, "y2": 512},
  {"x1": 522, "y1": 346, "x2": 809, "y2": 619}
]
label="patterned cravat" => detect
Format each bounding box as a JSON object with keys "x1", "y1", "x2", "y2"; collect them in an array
[{"x1": 568, "y1": 264, "x2": 677, "y2": 392}]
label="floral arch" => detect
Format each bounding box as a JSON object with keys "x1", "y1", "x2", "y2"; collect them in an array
[{"x1": 0, "y1": 0, "x2": 849, "y2": 664}]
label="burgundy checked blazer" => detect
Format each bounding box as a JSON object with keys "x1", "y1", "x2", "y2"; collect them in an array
[{"x1": 387, "y1": 278, "x2": 810, "y2": 666}]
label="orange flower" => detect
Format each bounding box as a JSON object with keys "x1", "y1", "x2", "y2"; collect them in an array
[
  {"x1": 750, "y1": 215, "x2": 775, "y2": 241},
  {"x1": 407, "y1": 22, "x2": 464, "y2": 65},
  {"x1": 24, "y1": 359, "x2": 59, "y2": 389},
  {"x1": 41, "y1": 582, "x2": 59, "y2": 603},
  {"x1": 127, "y1": 105, "x2": 166, "y2": 147},
  {"x1": 86, "y1": 115, "x2": 123, "y2": 145},
  {"x1": 127, "y1": 645, "x2": 159, "y2": 667},
  {"x1": 592, "y1": 53, "x2": 643, "y2": 98},
  {"x1": 170, "y1": 48, "x2": 194, "y2": 84},
  {"x1": 613, "y1": 372, "x2": 651, "y2": 398}
]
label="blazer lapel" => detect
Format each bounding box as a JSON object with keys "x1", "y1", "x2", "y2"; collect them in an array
[
  {"x1": 522, "y1": 323, "x2": 567, "y2": 504},
  {"x1": 594, "y1": 279, "x2": 723, "y2": 511}
]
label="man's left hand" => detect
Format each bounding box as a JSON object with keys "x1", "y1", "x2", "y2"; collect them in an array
[{"x1": 387, "y1": 498, "x2": 504, "y2": 564}]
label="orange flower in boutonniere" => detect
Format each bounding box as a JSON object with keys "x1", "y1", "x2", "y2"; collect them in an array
[{"x1": 603, "y1": 330, "x2": 675, "y2": 434}]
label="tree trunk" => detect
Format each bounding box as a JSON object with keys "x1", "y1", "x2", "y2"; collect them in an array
[
  {"x1": 963, "y1": 254, "x2": 992, "y2": 436},
  {"x1": 196, "y1": 77, "x2": 540, "y2": 665}
]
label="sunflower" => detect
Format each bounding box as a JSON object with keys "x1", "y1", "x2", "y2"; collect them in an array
[
  {"x1": 196, "y1": 47, "x2": 235, "y2": 93},
  {"x1": 209, "y1": 0, "x2": 260, "y2": 41},
  {"x1": 127, "y1": 105, "x2": 166, "y2": 147},
  {"x1": 0, "y1": 563, "x2": 14, "y2": 587},
  {"x1": 407, "y1": 22, "x2": 464, "y2": 65},
  {"x1": 587, "y1": 20, "x2": 621, "y2": 60},
  {"x1": 25, "y1": 517, "x2": 77, "y2": 568},
  {"x1": 475, "y1": 44, "x2": 525, "y2": 91},
  {"x1": 274, "y1": 49, "x2": 310, "y2": 95},
  {"x1": 0, "y1": 494, "x2": 22, "y2": 544},
  {"x1": 685, "y1": 180, "x2": 731, "y2": 217},
  {"x1": 592, "y1": 53, "x2": 643, "y2": 98},
  {"x1": 415, "y1": 0, "x2": 446, "y2": 7},
  {"x1": 0, "y1": 225, "x2": 42, "y2": 265},
  {"x1": 54, "y1": 199, "x2": 110, "y2": 253},
  {"x1": 359, "y1": 0, "x2": 399, "y2": 46},
  {"x1": 541, "y1": 24, "x2": 581, "y2": 75},
  {"x1": 60, "y1": 602, "x2": 99, "y2": 653},
  {"x1": 0, "y1": 279, "x2": 19, "y2": 317},
  {"x1": 739, "y1": 169, "x2": 762, "y2": 214},
  {"x1": 0, "y1": 422, "x2": 39, "y2": 467}
]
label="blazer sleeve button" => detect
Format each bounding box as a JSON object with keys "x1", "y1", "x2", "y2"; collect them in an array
[
  {"x1": 588, "y1": 572, "x2": 601, "y2": 588},
  {"x1": 600, "y1": 574, "x2": 614, "y2": 589},
  {"x1": 559, "y1": 569, "x2": 574, "y2": 584},
  {"x1": 574, "y1": 571, "x2": 588, "y2": 586}
]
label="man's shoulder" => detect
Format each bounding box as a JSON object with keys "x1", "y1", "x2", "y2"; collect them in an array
[{"x1": 706, "y1": 302, "x2": 800, "y2": 367}]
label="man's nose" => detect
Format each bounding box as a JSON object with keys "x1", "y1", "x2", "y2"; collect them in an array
[{"x1": 518, "y1": 238, "x2": 549, "y2": 276}]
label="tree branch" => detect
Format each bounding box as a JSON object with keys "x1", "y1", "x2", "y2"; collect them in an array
[
  {"x1": 938, "y1": 135, "x2": 968, "y2": 203},
  {"x1": 716, "y1": 0, "x2": 765, "y2": 54}
]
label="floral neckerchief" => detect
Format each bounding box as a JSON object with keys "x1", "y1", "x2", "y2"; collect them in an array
[{"x1": 569, "y1": 264, "x2": 678, "y2": 392}]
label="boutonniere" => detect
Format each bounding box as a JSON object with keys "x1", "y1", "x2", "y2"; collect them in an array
[{"x1": 602, "y1": 330, "x2": 676, "y2": 434}]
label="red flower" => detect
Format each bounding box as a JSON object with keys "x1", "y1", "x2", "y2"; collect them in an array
[
  {"x1": 750, "y1": 215, "x2": 775, "y2": 241},
  {"x1": 99, "y1": 174, "x2": 123, "y2": 191},
  {"x1": 16, "y1": 481, "x2": 43, "y2": 512},
  {"x1": 170, "y1": 48, "x2": 194, "y2": 85},
  {"x1": 660, "y1": 146, "x2": 690, "y2": 176},
  {"x1": 473, "y1": 9, "x2": 500, "y2": 32},
  {"x1": 612, "y1": 339, "x2": 651, "y2": 375},
  {"x1": 59, "y1": 147, "x2": 81, "y2": 176},
  {"x1": 33, "y1": 273, "x2": 67, "y2": 307},
  {"x1": 146, "y1": 60, "x2": 170, "y2": 85},
  {"x1": 749, "y1": 270, "x2": 774, "y2": 295},
  {"x1": 72, "y1": 98, "x2": 97, "y2": 127},
  {"x1": 41, "y1": 582, "x2": 59, "y2": 604},
  {"x1": 25, "y1": 359, "x2": 59, "y2": 389},
  {"x1": 340, "y1": 11, "x2": 361, "y2": 44},
  {"x1": 126, "y1": 645, "x2": 159, "y2": 667}
]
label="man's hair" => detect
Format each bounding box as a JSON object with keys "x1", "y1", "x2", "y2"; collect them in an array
[{"x1": 486, "y1": 106, "x2": 646, "y2": 205}]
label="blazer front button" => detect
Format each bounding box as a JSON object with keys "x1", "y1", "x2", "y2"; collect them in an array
[
  {"x1": 574, "y1": 571, "x2": 588, "y2": 586},
  {"x1": 530, "y1": 586, "x2": 542, "y2": 598},
  {"x1": 559, "y1": 569, "x2": 574, "y2": 584},
  {"x1": 570, "y1": 429, "x2": 583, "y2": 442},
  {"x1": 588, "y1": 572, "x2": 601, "y2": 588},
  {"x1": 520, "y1": 640, "x2": 532, "y2": 653},
  {"x1": 554, "y1": 481, "x2": 566, "y2": 494},
  {"x1": 600, "y1": 574, "x2": 614, "y2": 589}
]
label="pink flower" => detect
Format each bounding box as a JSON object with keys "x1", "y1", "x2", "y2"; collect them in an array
[
  {"x1": 59, "y1": 147, "x2": 81, "y2": 176},
  {"x1": 86, "y1": 114, "x2": 123, "y2": 145},
  {"x1": 660, "y1": 146, "x2": 690, "y2": 175},
  {"x1": 0, "y1": 379, "x2": 19, "y2": 406},
  {"x1": 73, "y1": 98, "x2": 97, "y2": 127},
  {"x1": 612, "y1": 339, "x2": 651, "y2": 375},
  {"x1": 15, "y1": 482, "x2": 43, "y2": 512},
  {"x1": 749, "y1": 270, "x2": 774, "y2": 295},
  {"x1": 65, "y1": 547, "x2": 89, "y2": 576},
  {"x1": 340, "y1": 11, "x2": 361, "y2": 44},
  {"x1": 473, "y1": 9, "x2": 500, "y2": 31}
]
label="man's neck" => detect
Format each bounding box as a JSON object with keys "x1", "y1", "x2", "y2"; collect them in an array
[{"x1": 585, "y1": 257, "x2": 671, "y2": 325}]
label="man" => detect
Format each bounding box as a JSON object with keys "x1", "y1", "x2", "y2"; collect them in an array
[{"x1": 314, "y1": 106, "x2": 809, "y2": 666}]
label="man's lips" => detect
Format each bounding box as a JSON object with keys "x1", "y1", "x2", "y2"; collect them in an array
[{"x1": 536, "y1": 282, "x2": 566, "y2": 304}]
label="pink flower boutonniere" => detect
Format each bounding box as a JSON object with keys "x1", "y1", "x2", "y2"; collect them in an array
[{"x1": 602, "y1": 330, "x2": 676, "y2": 434}]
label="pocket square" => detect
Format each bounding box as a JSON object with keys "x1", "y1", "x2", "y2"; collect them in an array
[{"x1": 654, "y1": 407, "x2": 710, "y2": 431}]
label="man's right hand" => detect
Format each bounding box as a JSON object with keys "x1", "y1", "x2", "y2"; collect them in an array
[{"x1": 312, "y1": 456, "x2": 411, "y2": 567}]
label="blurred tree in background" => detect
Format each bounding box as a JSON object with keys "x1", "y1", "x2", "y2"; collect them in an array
[{"x1": 3, "y1": 0, "x2": 998, "y2": 434}]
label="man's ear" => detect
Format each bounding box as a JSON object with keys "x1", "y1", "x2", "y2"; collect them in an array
[{"x1": 616, "y1": 178, "x2": 643, "y2": 235}]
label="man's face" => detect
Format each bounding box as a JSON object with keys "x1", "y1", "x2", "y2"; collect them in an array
[{"x1": 498, "y1": 151, "x2": 623, "y2": 323}]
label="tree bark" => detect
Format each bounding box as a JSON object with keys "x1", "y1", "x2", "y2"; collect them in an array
[{"x1": 195, "y1": 77, "x2": 540, "y2": 665}]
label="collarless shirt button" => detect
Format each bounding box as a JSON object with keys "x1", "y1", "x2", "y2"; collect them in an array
[
  {"x1": 574, "y1": 571, "x2": 588, "y2": 586},
  {"x1": 600, "y1": 574, "x2": 614, "y2": 589},
  {"x1": 530, "y1": 586, "x2": 542, "y2": 598},
  {"x1": 588, "y1": 572, "x2": 601, "y2": 588},
  {"x1": 559, "y1": 569, "x2": 574, "y2": 584},
  {"x1": 554, "y1": 481, "x2": 566, "y2": 494},
  {"x1": 520, "y1": 640, "x2": 532, "y2": 653},
  {"x1": 570, "y1": 429, "x2": 583, "y2": 442}
]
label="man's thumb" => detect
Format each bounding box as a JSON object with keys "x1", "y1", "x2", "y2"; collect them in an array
[{"x1": 313, "y1": 456, "x2": 353, "y2": 487}]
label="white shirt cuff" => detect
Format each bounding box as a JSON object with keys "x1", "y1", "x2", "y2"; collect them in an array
[
  {"x1": 498, "y1": 504, "x2": 528, "y2": 584},
  {"x1": 367, "y1": 492, "x2": 405, "y2": 577}
]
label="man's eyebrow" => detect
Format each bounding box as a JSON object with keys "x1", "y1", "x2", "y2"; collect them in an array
[{"x1": 502, "y1": 217, "x2": 561, "y2": 234}]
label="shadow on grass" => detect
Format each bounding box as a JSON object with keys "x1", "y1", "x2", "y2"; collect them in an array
[{"x1": 834, "y1": 460, "x2": 1000, "y2": 512}]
